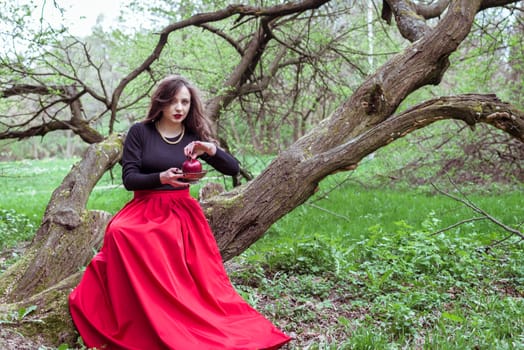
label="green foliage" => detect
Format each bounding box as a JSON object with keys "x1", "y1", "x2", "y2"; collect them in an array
[
  {"x1": 231, "y1": 215, "x2": 524, "y2": 349},
  {"x1": 0, "y1": 209, "x2": 34, "y2": 250},
  {"x1": 85, "y1": 165, "x2": 131, "y2": 214},
  {"x1": 225, "y1": 160, "x2": 523, "y2": 349}
]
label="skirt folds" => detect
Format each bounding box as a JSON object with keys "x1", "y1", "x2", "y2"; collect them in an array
[{"x1": 69, "y1": 189, "x2": 291, "y2": 350}]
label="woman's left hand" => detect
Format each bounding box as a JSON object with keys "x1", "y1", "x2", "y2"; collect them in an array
[{"x1": 184, "y1": 141, "x2": 217, "y2": 159}]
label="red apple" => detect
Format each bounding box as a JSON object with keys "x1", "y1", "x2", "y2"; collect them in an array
[{"x1": 182, "y1": 158, "x2": 202, "y2": 173}]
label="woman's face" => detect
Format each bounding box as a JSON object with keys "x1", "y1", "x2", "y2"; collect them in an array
[{"x1": 161, "y1": 86, "x2": 191, "y2": 125}]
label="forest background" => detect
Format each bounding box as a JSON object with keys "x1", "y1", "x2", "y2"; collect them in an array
[{"x1": 0, "y1": 0, "x2": 523, "y2": 349}]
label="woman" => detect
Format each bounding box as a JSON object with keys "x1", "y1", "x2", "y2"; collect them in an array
[{"x1": 69, "y1": 75, "x2": 291, "y2": 349}]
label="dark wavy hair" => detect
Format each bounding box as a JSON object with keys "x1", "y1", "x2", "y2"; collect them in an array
[{"x1": 143, "y1": 75, "x2": 216, "y2": 142}]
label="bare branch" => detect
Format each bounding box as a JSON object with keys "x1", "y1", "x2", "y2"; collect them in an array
[
  {"x1": 0, "y1": 83, "x2": 104, "y2": 143},
  {"x1": 480, "y1": 0, "x2": 522, "y2": 10},
  {"x1": 383, "y1": 0, "x2": 433, "y2": 41},
  {"x1": 205, "y1": 23, "x2": 274, "y2": 122},
  {"x1": 110, "y1": 0, "x2": 330, "y2": 130},
  {"x1": 1, "y1": 84, "x2": 69, "y2": 98},
  {"x1": 431, "y1": 216, "x2": 487, "y2": 235},
  {"x1": 0, "y1": 120, "x2": 69, "y2": 140},
  {"x1": 306, "y1": 203, "x2": 350, "y2": 222},
  {"x1": 197, "y1": 23, "x2": 244, "y2": 55},
  {"x1": 430, "y1": 182, "x2": 524, "y2": 239}
]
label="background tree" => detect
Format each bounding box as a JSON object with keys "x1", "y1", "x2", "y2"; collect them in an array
[{"x1": 0, "y1": 0, "x2": 522, "y2": 346}]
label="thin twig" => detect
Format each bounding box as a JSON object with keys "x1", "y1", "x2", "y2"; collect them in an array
[
  {"x1": 431, "y1": 216, "x2": 486, "y2": 235},
  {"x1": 306, "y1": 203, "x2": 350, "y2": 222},
  {"x1": 309, "y1": 173, "x2": 357, "y2": 204},
  {"x1": 483, "y1": 233, "x2": 515, "y2": 250},
  {"x1": 430, "y1": 181, "x2": 524, "y2": 240}
]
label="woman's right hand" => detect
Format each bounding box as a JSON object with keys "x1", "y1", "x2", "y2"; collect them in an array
[{"x1": 159, "y1": 168, "x2": 189, "y2": 188}]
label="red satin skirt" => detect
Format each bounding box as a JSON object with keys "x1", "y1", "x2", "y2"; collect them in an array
[{"x1": 69, "y1": 189, "x2": 291, "y2": 349}]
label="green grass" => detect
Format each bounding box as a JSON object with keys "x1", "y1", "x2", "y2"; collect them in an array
[
  {"x1": 233, "y1": 169, "x2": 523, "y2": 349},
  {"x1": 0, "y1": 158, "x2": 78, "y2": 225},
  {"x1": 0, "y1": 156, "x2": 523, "y2": 349},
  {"x1": 262, "y1": 171, "x2": 523, "y2": 249}
]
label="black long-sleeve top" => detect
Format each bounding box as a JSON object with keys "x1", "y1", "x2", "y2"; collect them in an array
[{"x1": 121, "y1": 122, "x2": 240, "y2": 191}]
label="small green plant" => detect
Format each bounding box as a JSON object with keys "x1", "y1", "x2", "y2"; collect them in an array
[
  {"x1": 263, "y1": 233, "x2": 340, "y2": 275},
  {"x1": 0, "y1": 305, "x2": 38, "y2": 325},
  {"x1": 344, "y1": 326, "x2": 390, "y2": 349}
]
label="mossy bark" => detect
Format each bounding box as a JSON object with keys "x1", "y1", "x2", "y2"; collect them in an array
[
  {"x1": 0, "y1": 273, "x2": 81, "y2": 346},
  {"x1": 2, "y1": 210, "x2": 111, "y2": 301}
]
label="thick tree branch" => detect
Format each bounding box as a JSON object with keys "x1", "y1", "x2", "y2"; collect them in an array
[
  {"x1": 310, "y1": 94, "x2": 523, "y2": 178},
  {"x1": 0, "y1": 84, "x2": 104, "y2": 143},
  {"x1": 0, "y1": 120, "x2": 102, "y2": 144},
  {"x1": 383, "y1": 0, "x2": 431, "y2": 41},
  {"x1": 1, "y1": 84, "x2": 69, "y2": 98},
  {"x1": 383, "y1": 0, "x2": 520, "y2": 42},
  {"x1": 205, "y1": 22, "x2": 274, "y2": 122},
  {"x1": 480, "y1": 0, "x2": 522, "y2": 10},
  {"x1": 205, "y1": 93, "x2": 524, "y2": 259},
  {"x1": 6, "y1": 133, "x2": 124, "y2": 300},
  {"x1": 414, "y1": 0, "x2": 451, "y2": 19},
  {"x1": 294, "y1": 0, "x2": 483, "y2": 157}
]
